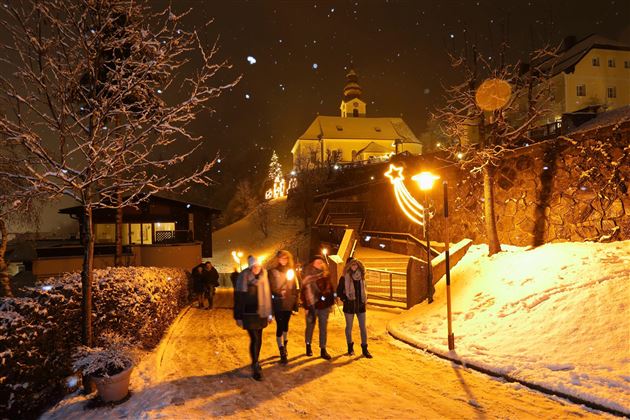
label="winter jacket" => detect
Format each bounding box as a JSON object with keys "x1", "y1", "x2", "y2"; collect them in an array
[
  {"x1": 300, "y1": 265, "x2": 335, "y2": 310},
  {"x1": 336, "y1": 276, "x2": 367, "y2": 314},
  {"x1": 269, "y1": 267, "x2": 298, "y2": 313},
  {"x1": 191, "y1": 264, "x2": 206, "y2": 293},
  {"x1": 203, "y1": 266, "x2": 220, "y2": 288},
  {"x1": 234, "y1": 270, "x2": 270, "y2": 330}
]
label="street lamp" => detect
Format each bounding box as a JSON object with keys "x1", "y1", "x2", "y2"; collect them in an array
[
  {"x1": 411, "y1": 172, "x2": 440, "y2": 304},
  {"x1": 385, "y1": 164, "x2": 454, "y2": 350}
]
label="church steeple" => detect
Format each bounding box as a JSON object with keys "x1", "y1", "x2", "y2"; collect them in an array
[{"x1": 340, "y1": 68, "x2": 367, "y2": 117}]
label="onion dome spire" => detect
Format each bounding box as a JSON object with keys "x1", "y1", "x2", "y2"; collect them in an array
[{"x1": 343, "y1": 68, "x2": 363, "y2": 101}]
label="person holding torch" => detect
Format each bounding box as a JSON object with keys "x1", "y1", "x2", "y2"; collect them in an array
[{"x1": 267, "y1": 250, "x2": 299, "y2": 365}]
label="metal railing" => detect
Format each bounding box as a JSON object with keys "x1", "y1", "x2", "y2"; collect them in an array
[
  {"x1": 365, "y1": 267, "x2": 406, "y2": 302},
  {"x1": 361, "y1": 230, "x2": 441, "y2": 257}
]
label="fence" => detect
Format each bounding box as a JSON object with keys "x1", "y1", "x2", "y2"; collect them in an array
[{"x1": 364, "y1": 268, "x2": 406, "y2": 302}]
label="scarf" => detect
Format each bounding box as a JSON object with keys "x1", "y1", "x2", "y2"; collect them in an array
[
  {"x1": 236, "y1": 268, "x2": 272, "y2": 319},
  {"x1": 301, "y1": 268, "x2": 323, "y2": 307},
  {"x1": 344, "y1": 259, "x2": 367, "y2": 303}
]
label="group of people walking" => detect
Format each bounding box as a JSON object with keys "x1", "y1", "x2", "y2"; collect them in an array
[
  {"x1": 191, "y1": 261, "x2": 220, "y2": 309},
  {"x1": 232, "y1": 250, "x2": 373, "y2": 381}
]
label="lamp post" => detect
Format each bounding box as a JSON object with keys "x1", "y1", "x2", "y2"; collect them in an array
[
  {"x1": 443, "y1": 181, "x2": 454, "y2": 350},
  {"x1": 411, "y1": 172, "x2": 439, "y2": 304}
]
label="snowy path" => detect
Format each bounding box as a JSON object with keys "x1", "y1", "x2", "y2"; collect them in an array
[{"x1": 45, "y1": 290, "x2": 610, "y2": 419}]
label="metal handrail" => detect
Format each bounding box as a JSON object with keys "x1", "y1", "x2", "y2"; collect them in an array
[
  {"x1": 362, "y1": 229, "x2": 440, "y2": 256},
  {"x1": 314, "y1": 199, "x2": 330, "y2": 225},
  {"x1": 365, "y1": 267, "x2": 405, "y2": 275}
]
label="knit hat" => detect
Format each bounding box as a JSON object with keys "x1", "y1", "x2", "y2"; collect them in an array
[{"x1": 247, "y1": 255, "x2": 259, "y2": 268}]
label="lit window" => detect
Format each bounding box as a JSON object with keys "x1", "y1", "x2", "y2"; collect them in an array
[
  {"x1": 576, "y1": 85, "x2": 586, "y2": 97},
  {"x1": 608, "y1": 58, "x2": 615, "y2": 68},
  {"x1": 607, "y1": 87, "x2": 617, "y2": 99},
  {"x1": 592, "y1": 57, "x2": 600, "y2": 66}
]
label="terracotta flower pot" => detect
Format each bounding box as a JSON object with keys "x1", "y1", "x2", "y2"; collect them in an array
[{"x1": 91, "y1": 365, "x2": 133, "y2": 402}]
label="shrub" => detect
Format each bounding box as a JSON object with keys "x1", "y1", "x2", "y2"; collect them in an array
[{"x1": 0, "y1": 267, "x2": 189, "y2": 419}]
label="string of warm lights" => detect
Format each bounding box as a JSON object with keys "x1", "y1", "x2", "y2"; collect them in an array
[{"x1": 385, "y1": 164, "x2": 425, "y2": 226}]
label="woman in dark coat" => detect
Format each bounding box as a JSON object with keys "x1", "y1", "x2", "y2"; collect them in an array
[
  {"x1": 267, "y1": 250, "x2": 298, "y2": 364},
  {"x1": 191, "y1": 263, "x2": 206, "y2": 309},
  {"x1": 337, "y1": 258, "x2": 372, "y2": 358},
  {"x1": 234, "y1": 256, "x2": 272, "y2": 380},
  {"x1": 300, "y1": 255, "x2": 335, "y2": 360}
]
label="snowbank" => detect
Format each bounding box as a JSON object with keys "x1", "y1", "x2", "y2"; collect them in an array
[
  {"x1": 211, "y1": 197, "x2": 307, "y2": 273},
  {"x1": 389, "y1": 240, "x2": 630, "y2": 415}
]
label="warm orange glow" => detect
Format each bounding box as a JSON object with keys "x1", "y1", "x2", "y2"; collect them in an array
[
  {"x1": 287, "y1": 269, "x2": 295, "y2": 281},
  {"x1": 385, "y1": 164, "x2": 425, "y2": 226},
  {"x1": 321, "y1": 247, "x2": 328, "y2": 256},
  {"x1": 412, "y1": 172, "x2": 440, "y2": 191}
]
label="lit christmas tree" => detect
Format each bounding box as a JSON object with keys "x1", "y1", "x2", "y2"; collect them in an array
[
  {"x1": 267, "y1": 151, "x2": 286, "y2": 199},
  {"x1": 268, "y1": 150, "x2": 283, "y2": 181}
]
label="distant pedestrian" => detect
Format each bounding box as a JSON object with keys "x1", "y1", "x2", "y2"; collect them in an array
[
  {"x1": 234, "y1": 256, "x2": 272, "y2": 380},
  {"x1": 191, "y1": 263, "x2": 206, "y2": 309},
  {"x1": 337, "y1": 258, "x2": 372, "y2": 358},
  {"x1": 203, "y1": 261, "x2": 220, "y2": 309},
  {"x1": 300, "y1": 255, "x2": 335, "y2": 360},
  {"x1": 267, "y1": 250, "x2": 298, "y2": 364}
]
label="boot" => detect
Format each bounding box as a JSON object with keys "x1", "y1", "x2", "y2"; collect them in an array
[
  {"x1": 306, "y1": 343, "x2": 313, "y2": 357},
  {"x1": 347, "y1": 342, "x2": 355, "y2": 356},
  {"x1": 361, "y1": 344, "x2": 373, "y2": 359},
  {"x1": 279, "y1": 346, "x2": 288, "y2": 364},
  {"x1": 252, "y1": 363, "x2": 263, "y2": 381},
  {"x1": 320, "y1": 348, "x2": 332, "y2": 360}
]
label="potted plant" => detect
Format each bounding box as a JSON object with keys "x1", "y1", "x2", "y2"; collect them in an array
[{"x1": 73, "y1": 332, "x2": 136, "y2": 402}]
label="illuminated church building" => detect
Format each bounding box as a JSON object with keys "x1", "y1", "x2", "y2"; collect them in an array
[{"x1": 291, "y1": 69, "x2": 422, "y2": 169}]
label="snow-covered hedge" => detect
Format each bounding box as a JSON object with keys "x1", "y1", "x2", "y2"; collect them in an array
[{"x1": 0, "y1": 267, "x2": 189, "y2": 419}]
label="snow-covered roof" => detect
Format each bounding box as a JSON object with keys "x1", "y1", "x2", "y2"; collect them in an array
[
  {"x1": 568, "y1": 105, "x2": 630, "y2": 135},
  {"x1": 356, "y1": 141, "x2": 393, "y2": 154},
  {"x1": 297, "y1": 115, "x2": 420, "y2": 144},
  {"x1": 539, "y1": 34, "x2": 630, "y2": 76}
]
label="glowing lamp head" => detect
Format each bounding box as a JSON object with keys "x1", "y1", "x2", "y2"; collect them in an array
[
  {"x1": 412, "y1": 172, "x2": 440, "y2": 191},
  {"x1": 321, "y1": 247, "x2": 328, "y2": 256},
  {"x1": 287, "y1": 269, "x2": 295, "y2": 281}
]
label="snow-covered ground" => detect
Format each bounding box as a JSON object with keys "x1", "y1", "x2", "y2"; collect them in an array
[
  {"x1": 389, "y1": 240, "x2": 630, "y2": 416},
  {"x1": 43, "y1": 291, "x2": 607, "y2": 419},
  {"x1": 210, "y1": 197, "x2": 306, "y2": 273}
]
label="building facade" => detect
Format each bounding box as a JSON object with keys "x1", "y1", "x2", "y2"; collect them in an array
[{"x1": 291, "y1": 69, "x2": 422, "y2": 169}]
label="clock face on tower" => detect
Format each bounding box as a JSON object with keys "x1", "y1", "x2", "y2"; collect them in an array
[{"x1": 353, "y1": 102, "x2": 358, "y2": 107}]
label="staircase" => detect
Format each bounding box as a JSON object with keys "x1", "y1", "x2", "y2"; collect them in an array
[
  {"x1": 325, "y1": 212, "x2": 364, "y2": 231},
  {"x1": 353, "y1": 246, "x2": 409, "y2": 307}
]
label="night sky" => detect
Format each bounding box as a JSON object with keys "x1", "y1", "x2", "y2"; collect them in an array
[{"x1": 144, "y1": 1, "x2": 629, "y2": 206}]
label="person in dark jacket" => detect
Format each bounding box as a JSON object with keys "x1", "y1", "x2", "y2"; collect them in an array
[
  {"x1": 203, "y1": 261, "x2": 220, "y2": 309},
  {"x1": 234, "y1": 256, "x2": 272, "y2": 380},
  {"x1": 191, "y1": 263, "x2": 207, "y2": 308},
  {"x1": 267, "y1": 250, "x2": 298, "y2": 364},
  {"x1": 300, "y1": 255, "x2": 335, "y2": 360},
  {"x1": 337, "y1": 258, "x2": 373, "y2": 358}
]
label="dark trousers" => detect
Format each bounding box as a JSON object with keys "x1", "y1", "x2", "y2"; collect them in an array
[
  {"x1": 275, "y1": 310, "x2": 291, "y2": 337},
  {"x1": 247, "y1": 328, "x2": 263, "y2": 366},
  {"x1": 205, "y1": 287, "x2": 215, "y2": 308}
]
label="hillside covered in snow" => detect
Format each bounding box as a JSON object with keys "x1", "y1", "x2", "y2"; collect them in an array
[{"x1": 389, "y1": 240, "x2": 630, "y2": 415}]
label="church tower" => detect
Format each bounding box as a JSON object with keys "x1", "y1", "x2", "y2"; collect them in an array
[{"x1": 340, "y1": 68, "x2": 367, "y2": 118}]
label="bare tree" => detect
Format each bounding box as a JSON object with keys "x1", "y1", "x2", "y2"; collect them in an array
[
  {"x1": 433, "y1": 44, "x2": 556, "y2": 255},
  {"x1": 253, "y1": 201, "x2": 270, "y2": 238},
  {"x1": 0, "y1": 0, "x2": 238, "y2": 345}
]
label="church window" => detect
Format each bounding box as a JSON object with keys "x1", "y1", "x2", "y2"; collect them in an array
[
  {"x1": 608, "y1": 58, "x2": 615, "y2": 67},
  {"x1": 353, "y1": 102, "x2": 359, "y2": 107},
  {"x1": 336, "y1": 125, "x2": 343, "y2": 131},
  {"x1": 576, "y1": 85, "x2": 586, "y2": 97},
  {"x1": 592, "y1": 57, "x2": 599, "y2": 66}
]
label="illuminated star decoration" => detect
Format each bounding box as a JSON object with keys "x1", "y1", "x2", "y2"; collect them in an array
[{"x1": 384, "y1": 164, "x2": 425, "y2": 226}]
